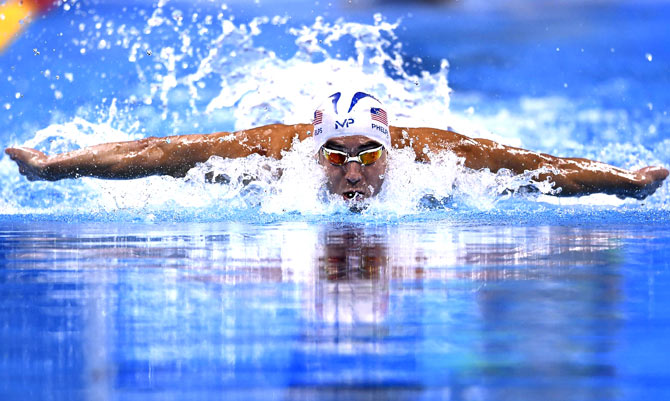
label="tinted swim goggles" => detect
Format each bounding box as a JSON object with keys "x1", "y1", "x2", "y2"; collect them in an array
[{"x1": 321, "y1": 145, "x2": 384, "y2": 166}]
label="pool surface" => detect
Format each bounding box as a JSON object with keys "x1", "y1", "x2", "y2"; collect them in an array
[
  {"x1": 2, "y1": 216, "x2": 670, "y2": 400},
  {"x1": 1, "y1": 0, "x2": 670, "y2": 399}
]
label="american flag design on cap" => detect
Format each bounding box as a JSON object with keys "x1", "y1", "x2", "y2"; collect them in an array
[
  {"x1": 313, "y1": 110, "x2": 323, "y2": 125},
  {"x1": 370, "y1": 107, "x2": 387, "y2": 126}
]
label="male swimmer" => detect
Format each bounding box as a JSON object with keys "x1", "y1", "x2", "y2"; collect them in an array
[{"x1": 5, "y1": 89, "x2": 669, "y2": 201}]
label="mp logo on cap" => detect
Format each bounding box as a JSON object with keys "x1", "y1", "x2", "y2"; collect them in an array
[{"x1": 335, "y1": 118, "x2": 355, "y2": 129}]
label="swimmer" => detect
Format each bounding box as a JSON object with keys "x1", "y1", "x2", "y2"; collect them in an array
[{"x1": 5, "y1": 89, "x2": 669, "y2": 201}]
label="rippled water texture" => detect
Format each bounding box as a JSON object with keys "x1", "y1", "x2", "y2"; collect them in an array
[{"x1": 1, "y1": 219, "x2": 670, "y2": 400}]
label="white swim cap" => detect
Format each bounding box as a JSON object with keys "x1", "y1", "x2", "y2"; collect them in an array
[{"x1": 312, "y1": 90, "x2": 391, "y2": 153}]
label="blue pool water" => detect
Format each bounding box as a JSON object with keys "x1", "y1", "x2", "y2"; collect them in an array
[
  {"x1": 2, "y1": 0, "x2": 670, "y2": 399},
  {"x1": 2, "y1": 216, "x2": 670, "y2": 400}
]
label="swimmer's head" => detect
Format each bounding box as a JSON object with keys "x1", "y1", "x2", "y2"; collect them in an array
[
  {"x1": 312, "y1": 90, "x2": 392, "y2": 153},
  {"x1": 312, "y1": 90, "x2": 391, "y2": 202}
]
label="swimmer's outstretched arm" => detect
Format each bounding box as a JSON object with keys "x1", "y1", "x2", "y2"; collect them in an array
[
  {"x1": 395, "y1": 127, "x2": 669, "y2": 199},
  {"x1": 5, "y1": 124, "x2": 311, "y2": 181}
]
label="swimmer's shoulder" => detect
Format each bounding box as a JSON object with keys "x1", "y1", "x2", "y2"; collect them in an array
[
  {"x1": 221, "y1": 123, "x2": 313, "y2": 158},
  {"x1": 389, "y1": 125, "x2": 466, "y2": 153},
  {"x1": 265, "y1": 123, "x2": 313, "y2": 157}
]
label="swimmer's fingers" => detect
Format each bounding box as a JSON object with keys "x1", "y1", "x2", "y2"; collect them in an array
[
  {"x1": 5, "y1": 146, "x2": 45, "y2": 162},
  {"x1": 4, "y1": 147, "x2": 51, "y2": 181},
  {"x1": 638, "y1": 166, "x2": 669, "y2": 183},
  {"x1": 631, "y1": 166, "x2": 669, "y2": 200}
]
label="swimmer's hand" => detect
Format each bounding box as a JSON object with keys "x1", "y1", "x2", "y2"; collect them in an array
[
  {"x1": 5, "y1": 147, "x2": 58, "y2": 181},
  {"x1": 620, "y1": 166, "x2": 669, "y2": 200}
]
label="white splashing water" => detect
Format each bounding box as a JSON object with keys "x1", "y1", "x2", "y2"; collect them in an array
[{"x1": 0, "y1": 2, "x2": 666, "y2": 220}]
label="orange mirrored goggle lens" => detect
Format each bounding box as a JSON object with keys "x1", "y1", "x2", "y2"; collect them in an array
[
  {"x1": 359, "y1": 147, "x2": 383, "y2": 165},
  {"x1": 323, "y1": 149, "x2": 348, "y2": 165},
  {"x1": 322, "y1": 146, "x2": 384, "y2": 166}
]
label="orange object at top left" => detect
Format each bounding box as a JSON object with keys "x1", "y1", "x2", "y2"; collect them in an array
[{"x1": 0, "y1": 0, "x2": 57, "y2": 51}]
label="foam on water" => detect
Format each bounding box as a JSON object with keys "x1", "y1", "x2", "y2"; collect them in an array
[{"x1": 1, "y1": 1, "x2": 668, "y2": 221}]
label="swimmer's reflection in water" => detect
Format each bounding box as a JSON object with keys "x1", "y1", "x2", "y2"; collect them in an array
[
  {"x1": 313, "y1": 227, "x2": 390, "y2": 324},
  {"x1": 308, "y1": 225, "x2": 630, "y2": 325}
]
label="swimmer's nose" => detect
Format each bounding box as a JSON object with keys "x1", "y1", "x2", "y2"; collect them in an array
[{"x1": 344, "y1": 162, "x2": 363, "y2": 186}]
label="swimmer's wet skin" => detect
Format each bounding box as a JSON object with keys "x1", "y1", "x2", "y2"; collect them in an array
[{"x1": 4, "y1": 89, "x2": 669, "y2": 201}]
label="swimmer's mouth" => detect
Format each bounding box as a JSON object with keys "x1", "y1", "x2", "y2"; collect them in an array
[{"x1": 343, "y1": 191, "x2": 366, "y2": 201}]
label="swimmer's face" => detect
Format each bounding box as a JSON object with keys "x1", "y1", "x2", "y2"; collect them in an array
[{"x1": 318, "y1": 135, "x2": 388, "y2": 201}]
